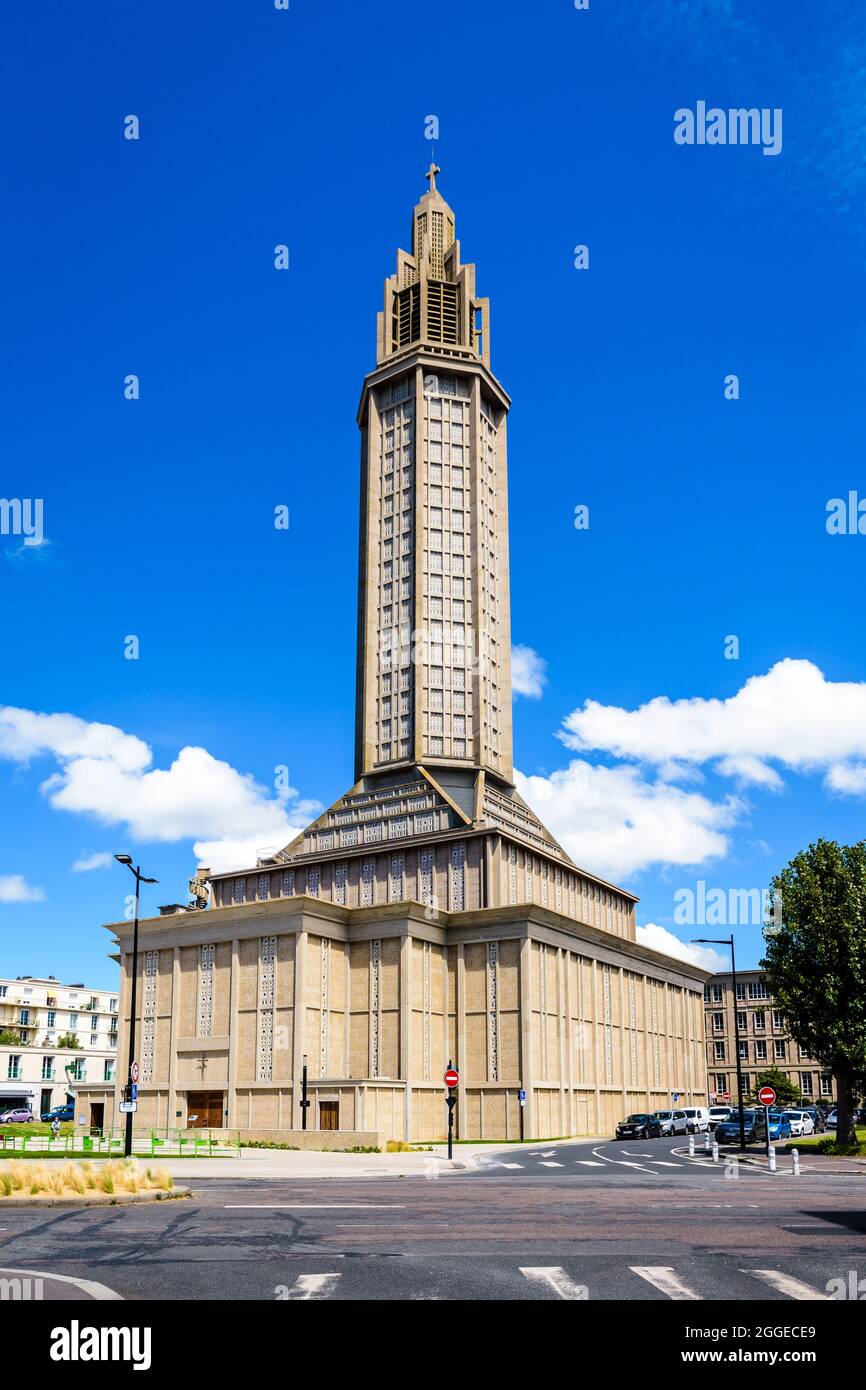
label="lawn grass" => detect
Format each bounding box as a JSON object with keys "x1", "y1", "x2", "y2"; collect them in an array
[
  {"x1": 782, "y1": 1125, "x2": 866, "y2": 1156},
  {"x1": 0, "y1": 1122, "x2": 76, "y2": 1141}
]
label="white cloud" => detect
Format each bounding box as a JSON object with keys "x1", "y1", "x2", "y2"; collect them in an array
[
  {"x1": 0, "y1": 705, "x2": 321, "y2": 876},
  {"x1": 514, "y1": 760, "x2": 742, "y2": 881},
  {"x1": 636, "y1": 923, "x2": 727, "y2": 973},
  {"x1": 0, "y1": 874, "x2": 45, "y2": 903},
  {"x1": 511, "y1": 644, "x2": 547, "y2": 699},
  {"x1": 71, "y1": 852, "x2": 115, "y2": 873},
  {"x1": 560, "y1": 659, "x2": 866, "y2": 792}
]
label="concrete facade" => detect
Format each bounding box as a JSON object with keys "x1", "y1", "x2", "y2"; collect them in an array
[{"x1": 105, "y1": 169, "x2": 708, "y2": 1141}]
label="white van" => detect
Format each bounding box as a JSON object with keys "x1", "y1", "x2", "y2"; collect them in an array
[{"x1": 682, "y1": 1106, "x2": 710, "y2": 1133}]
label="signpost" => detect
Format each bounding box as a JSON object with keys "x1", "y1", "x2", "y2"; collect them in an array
[
  {"x1": 758, "y1": 1085, "x2": 776, "y2": 1157},
  {"x1": 444, "y1": 1063, "x2": 459, "y2": 1160}
]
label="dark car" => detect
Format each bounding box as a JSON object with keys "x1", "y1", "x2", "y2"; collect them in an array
[
  {"x1": 616, "y1": 1113, "x2": 662, "y2": 1140},
  {"x1": 802, "y1": 1106, "x2": 826, "y2": 1133},
  {"x1": 715, "y1": 1109, "x2": 768, "y2": 1145},
  {"x1": 40, "y1": 1104, "x2": 75, "y2": 1123}
]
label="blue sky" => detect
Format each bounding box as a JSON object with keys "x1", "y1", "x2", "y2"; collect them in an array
[{"x1": 2, "y1": 0, "x2": 865, "y2": 986}]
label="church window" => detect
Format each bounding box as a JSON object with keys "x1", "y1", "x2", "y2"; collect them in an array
[
  {"x1": 257, "y1": 874, "x2": 270, "y2": 901},
  {"x1": 233, "y1": 878, "x2": 245, "y2": 904},
  {"x1": 281, "y1": 870, "x2": 295, "y2": 896},
  {"x1": 389, "y1": 854, "x2": 404, "y2": 902},
  {"x1": 430, "y1": 737, "x2": 443, "y2": 755},
  {"x1": 361, "y1": 858, "x2": 375, "y2": 906},
  {"x1": 307, "y1": 868, "x2": 320, "y2": 898},
  {"x1": 334, "y1": 862, "x2": 347, "y2": 906}
]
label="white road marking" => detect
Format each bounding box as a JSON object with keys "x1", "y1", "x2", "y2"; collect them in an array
[
  {"x1": 520, "y1": 1266, "x2": 588, "y2": 1300},
  {"x1": 575, "y1": 1160, "x2": 606, "y2": 1166},
  {"x1": 590, "y1": 1146, "x2": 659, "y2": 1175},
  {"x1": 630, "y1": 1266, "x2": 702, "y2": 1301},
  {"x1": 651, "y1": 1161, "x2": 683, "y2": 1167},
  {"x1": 0, "y1": 1267, "x2": 123, "y2": 1301},
  {"x1": 746, "y1": 1269, "x2": 830, "y2": 1301},
  {"x1": 281, "y1": 1273, "x2": 341, "y2": 1300},
  {"x1": 225, "y1": 1204, "x2": 406, "y2": 1210},
  {"x1": 498, "y1": 1163, "x2": 524, "y2": 1170},
  {"x1": 539, "y1": 1161, "x2": 564, "y2": 1168}
]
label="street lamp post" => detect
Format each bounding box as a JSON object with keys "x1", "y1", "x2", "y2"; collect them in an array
[
  {"x1": 692, "y1": 933, "x2": 747, "y2": 1151},
  {"x1": 114, "y1": 855, "x2": 158, "y2": 1158}
]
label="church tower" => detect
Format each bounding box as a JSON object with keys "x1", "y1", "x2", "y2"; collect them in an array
[{"x1": 355, "y1": 164, "x2": 513, "y2": 789}]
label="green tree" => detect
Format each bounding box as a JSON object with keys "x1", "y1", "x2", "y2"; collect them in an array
[
  {"x1": 0, "y1": 1029, "x2": 24, "y2": 1046},
  {"x1": 56, "y1": 1033, "x2": 81, "y2": 1050},
  {"x1": 762, "y1": 839, "x2": 866, "y2": 1146},
  {"x1": 747, "y1": 1067, "x2": 801, "y2": 1108}
]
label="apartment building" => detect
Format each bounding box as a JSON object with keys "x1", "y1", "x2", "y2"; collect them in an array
[
  {"x1": 0, "y1": 975, "x2": 119, "y2": 1121},
  {"x1": 703, "y1": 968, "x2": 833, "y2": 1104}
]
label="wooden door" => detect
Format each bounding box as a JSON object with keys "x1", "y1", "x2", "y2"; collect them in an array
[
  {"x1": 187, "y1": 1091, "x2": 224, "y2": 1128},
  {"x1": 319, "y1": 1101, "x2": 339, "y2": 1130}
]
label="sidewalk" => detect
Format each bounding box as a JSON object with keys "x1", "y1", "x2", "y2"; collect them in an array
[{"x1": 134, "y1": 1135, "x2": 611, "y2": 1181}]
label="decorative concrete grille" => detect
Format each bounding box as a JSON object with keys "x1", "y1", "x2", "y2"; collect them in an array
[
  {"x1": 370, "y1": 939, "x2": 381, "y2": 1076},
  {"x1": 320, "y1": 938, "x2": 330, "y2": 1076},
  {"x1": 281, "y1": 870, "x2": 295, "y2": 896},
  {"x1": 488, "y1": 941, "x2": 498, "y2": 1081},
  {"x1": 449, "y1": 842, "x2": 465, "y2": 911},
  {"x1": 539, "y1": 944, "x2": 548, "y2": 1079},
  {"x1": 423, "y1": 941, "x2": 431, "y2": 1080},
  {"x1": 603, "y1": 965, "x2": 613, "y2": 1084},
  {"x1": 629, "y1": 975, "x2": 638, "y2": 1087},
  {"x1": 257, "y1": 874, "x2": 269, "y2": 901},
  {"x1": 198, "y1": 944, "x2": 215, "y2": 1038},
  {"x1": 361, "y1": 858, "x2": 374, "y2": 907},
  {"x1": 651, "y1": 982, "x2": 660, "y2": 1087},
  {"x1": 257, "y1": 936, "x2": 276, "y2": 1083},
  {"x1": 389, "y1": 854, "x2": 404, "y2": 902}
]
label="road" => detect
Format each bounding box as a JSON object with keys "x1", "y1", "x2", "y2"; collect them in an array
[{"x1": 1, "y1": 1137, "x2": 863, "y2": 1300}]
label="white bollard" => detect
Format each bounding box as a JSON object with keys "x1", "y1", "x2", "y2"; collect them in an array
[
  {"x1": 703, "y1": 1131, "x2": 711, "y2": 1153},
  {"x1": 712, "y1": 1139, "x2": 719, "y2": 1163},
  {"x1": 791, "y1": 1147, "x2": 800, "y2": 1176},
  {"x1": 688, "y1": 1134, "x2": 695, "y2": 1157},
  {"x1": 768, "y1": 1144, "x2": 776, "y2": 1173}
]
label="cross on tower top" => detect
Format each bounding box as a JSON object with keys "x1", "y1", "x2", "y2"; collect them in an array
[{"x1": 425, "y1": 162, "x2": 440, "y2": 193}]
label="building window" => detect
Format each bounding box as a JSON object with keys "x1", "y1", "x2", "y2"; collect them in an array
[
  {"x1": 774, "y1": 1040, "x2": 786, "y2": 1060},
  {"x1": 68, "y1": 1013, "x2": 78, "y2": 1029},
  {"x1": 800, "y1": 1073, "x2": 813, "y2": 1096},
  {"x1": 748, "y1": 981, "x2": 769, "y2": 1000},
  {"x1": 755, "y1": 1040, "x2": 767, "y2": 1061},
  {"x1": 0, "y1": 986, "x2": 6, "y2": 998},
  {"x1": 19, "y1": 1009, "x2": 30, "y2": 1026},
  {"x1": 772, "y1": 1010, "x2": 784, "y2": 1030},
  {"x1": 738, "y1": 1040, "x2": 748, "y2": 1060},
  {"x1": 753, "y1": 1010, "x2": 765, "y2": 1031},
  {"x1": 820, "y1": 1073, "x2": 833, "y2": 1097},
  {"x1": 714, "y1": 1042, "x2": 725, "y2": 1061},
  {"x1": 110, "y1": 998, "x2": 118, "y2": 1012},
  {"x1": 334, "y1": 862, "x2": 347, "y2": 906},
  {"x1": 90, "y1": 1033, "x2": 98, "y2": 1049},
  {"x1": 104, "y1": 1060, "x2": 115, "y2": 1082},
  {"x1": 389, "y1": 854, "x2": 404, "y2": 903},
  {"x1": 7, "y1": 1056, "x2": 21, "y2": 1080},
  {"x1": 361, "y1": 858, "x2": 375, "y2": 907},
  {"x1": 715, "y1": 1074, "x2": 727, "y2": 1094},
  {"x1": 711, "y1": 984, "x2": 722, "y2": 1003},
  {"x1": 739, "y1": 1074, "x2": 750, "y2": 1094},
  {"x1": 257, "y1": 874, "x2": 270, "y2": 901},
  {"x1": 233, "y1": 878, "x2": 245, "y2": 905},
  {"x1": 281, "y1": 870, "x2": 295, "y2": 896},
  {"x1": 71, "y1": 1059, "x2": 85, "y2": 1082},
  {"x1": 735, "y1": 983, "x2": 746, "y2": 1001},
  {"x1": 42, "y1": 1056, "x2": 54, "y2": 1080},
  {"x1": 307, "y1": 868, "x2": 320, "y2": 899},
  {"x1": 736, "y1": 1011, "x2": 747, "y2": 1030}
]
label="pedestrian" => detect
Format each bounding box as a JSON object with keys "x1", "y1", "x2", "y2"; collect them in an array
[{"x1": 50, "y1": 1116, "x2": 61, "y2": 1142}]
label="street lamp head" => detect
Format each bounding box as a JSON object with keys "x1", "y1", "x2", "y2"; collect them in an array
[
  {"x1": 141, "y1": 876, "x2": 159, "y2": 885},
  {"x1": 114, "y1": 853, "x2": 133, "y2": 865}
]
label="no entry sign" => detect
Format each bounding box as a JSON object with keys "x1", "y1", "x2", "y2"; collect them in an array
[
  {"x1": 758, "y1": 1085, "x2": 776, "y2": 1107},
  {"x1": 131, "y1": 1060, "x2": 140, "y2": 1084},
  {"x1": 444, "y1": 1068, "x2": 459, "y2": 1089}
]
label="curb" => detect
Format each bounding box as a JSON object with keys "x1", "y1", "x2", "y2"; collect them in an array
[{"x1": 0, "y1": 1185, "x2": 190, "y2": 1208}]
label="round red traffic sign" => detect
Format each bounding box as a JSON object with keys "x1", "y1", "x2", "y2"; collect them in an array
[
  {"x1": 444, "y1": 1068, "x2": 459, "y2": 1089},
  {"x1": 758, "y1": 1085, "x2": 776, "y2": 1107},
  {"x1": 131, "y1": 1061, "x2": 140, "y2": 1084},
  {"x1": 720, "y1": 1092, "x2": 730, "y2": 1101}
]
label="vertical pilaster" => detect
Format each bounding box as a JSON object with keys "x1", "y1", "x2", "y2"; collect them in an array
[
  {"x1": 400, "y1": 934, "x2": 412, "y2": 1142},
  {"x1": 292, "y1": 929, "x2": 307, "y2": 1128},
  {"x1": 519, "y1": 936, "x2": 533, "y2": 1140},
  {"x1": 226, "y1": 939, "x2": 239, "y2": 1128}
]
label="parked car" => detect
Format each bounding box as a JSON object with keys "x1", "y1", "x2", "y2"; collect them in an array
[
  {"x1": 653, "y1": 1109, "x2": 688, "y2": 1136},
  {"x1": 0, "y1": 1107, "x2": 35, "y2": 1124},
  {"x1": 616, "y1": 1113, "x2": 662, "y2": 1140},
  {"x1": 802, "y1": 1106, "x2": 826, "y2": 1133},
  {"x1": 784, "y1": 1110, "x2": 815, "y2": 1137},
  {"x1": 767, "y1": 1111, "x2": 793, "y2": 1141},
  {"x1": 715, "y1": 1109, "x2": 768, "y2": 1145},
  {"x1": 682, "y1": 1106, "x2": 711, "y2": 1134},
  {"x1": 708, "y1": 1106, "x2": 732, "y2": 1130},
  {"x1": 40, "y1": 1104, "x2": 75, "y2": 1123},
  {"x1": 825, "y1": 1109, "x2": 838, "y2": 1128}
]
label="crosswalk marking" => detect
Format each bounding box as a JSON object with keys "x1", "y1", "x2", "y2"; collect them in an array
[
  {"x1": 630, "y1": 1266, "x2": 702, "y2": 1300},
  {"x1": 745, "y1": 1269, "x2": 830, "y2": 1301},
  {"x1": 575, "y1": 1160, "x2": 605, "y2": 1166},
  {"x1": 280, "y1": 1274, "x2": 341, "y2": 1300},
  {"x1": 540, "y1": 1161, "x2": 564, "y2": 1168},
  {"x1": 520, "y1": 1267, "x2": 588, "y2": 1300}
]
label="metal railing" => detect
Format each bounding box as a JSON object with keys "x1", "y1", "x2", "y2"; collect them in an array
[{"x1": 0, "y1": 1128, "x2": 241, "y2": 1158}]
